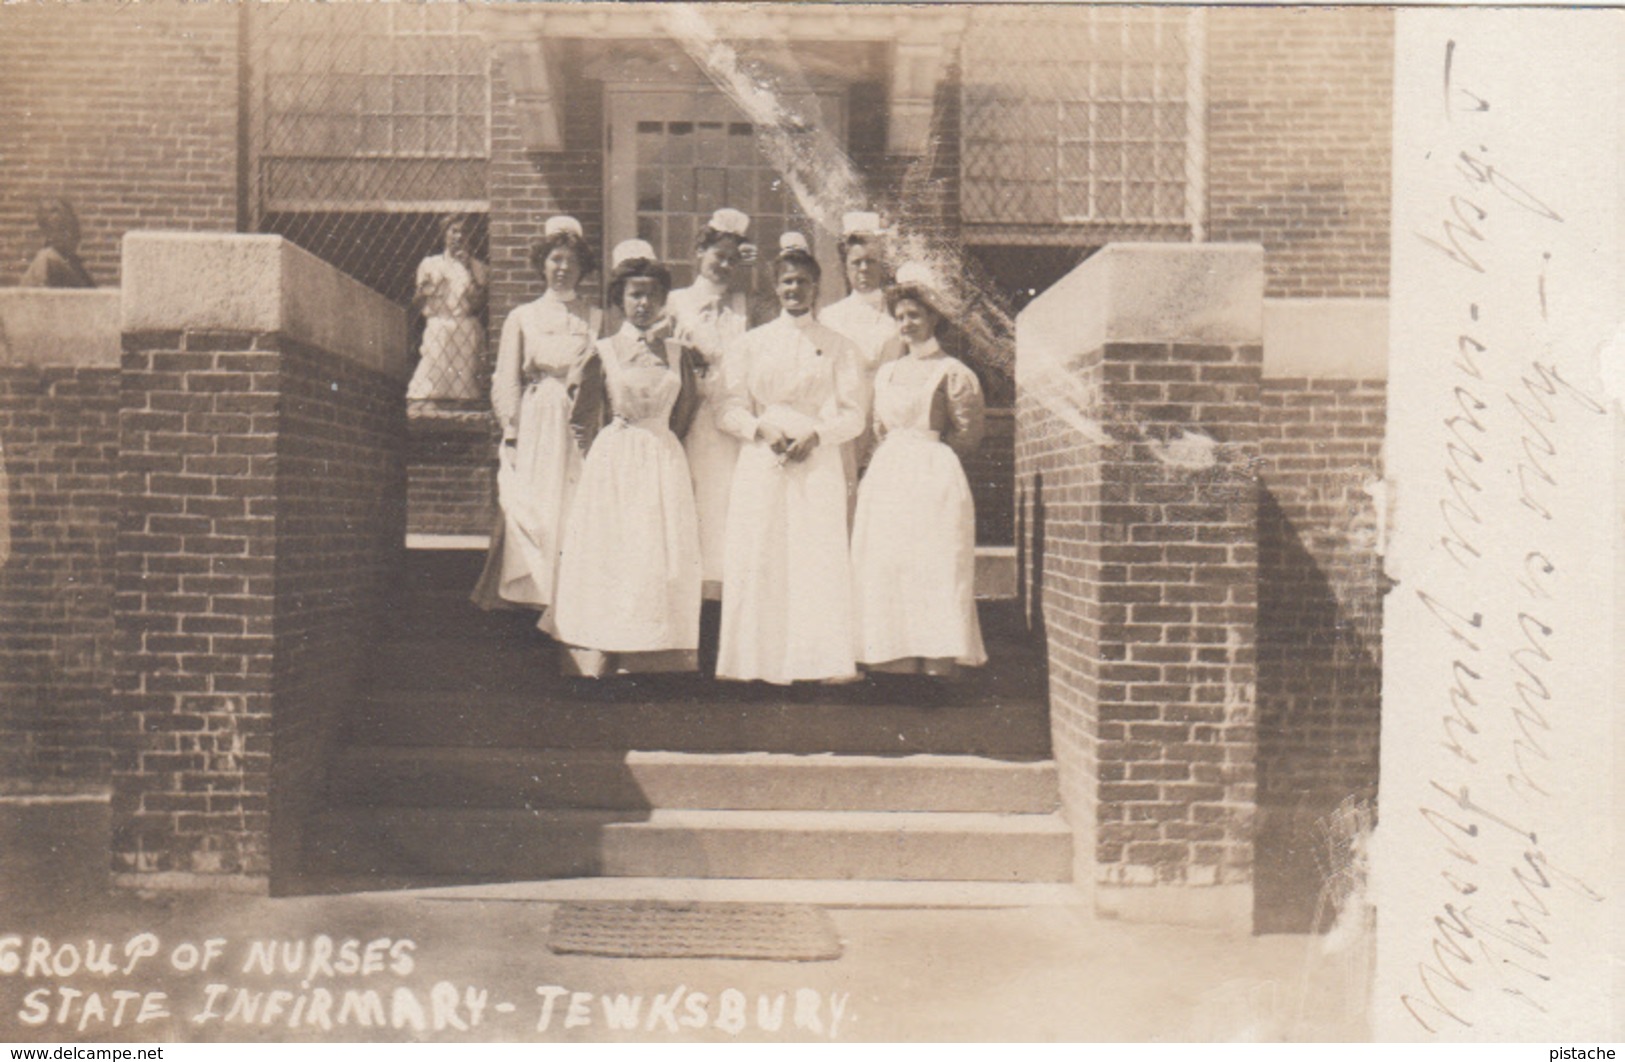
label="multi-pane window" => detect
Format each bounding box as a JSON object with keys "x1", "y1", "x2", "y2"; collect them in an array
[
  {"x1": 253, "y1": 3, "x2": 489, "y2": 212},
  {"x1": 632, "y1": 118, "x2": 817, "y2": 291},
  {"x1": 961, "y1": 8, "x2": 1201, "y2": 236}
]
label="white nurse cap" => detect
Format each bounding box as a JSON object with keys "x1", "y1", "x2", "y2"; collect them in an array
[
  {"x1": 841, "y1": 211, "x2": 884, "y2": 238},
  {"x1": 707, "y1": 208, "x2": 751, "y2": 237},
  {"x1": 545, "y1": 215, "x2": 584, "y2": 239},
  {"x1": 610, "y1": 238, "x2": 658, "y2": 269}
]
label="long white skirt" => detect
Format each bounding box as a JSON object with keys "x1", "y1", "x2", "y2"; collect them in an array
[
  {"x1": 683, "y1": 394, "x2": 739, "y2": 600},
  {"x1": 408, "y1": 315, "x2": 484, "y2": 401},
  {"x1": 717, "y1": 440, "x2": 857, "y2": 684},
  {"x1": 493, "y1": 379, "x2": 578, "y2": 609},
  {"x1": 850, "y1": 433, "x2": 987, "y2": 667},
  {"x1": 554, "y1": 421, "x2": 702, "y2": 656}
]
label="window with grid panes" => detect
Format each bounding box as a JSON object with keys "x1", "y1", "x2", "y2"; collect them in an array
[
  {"x1": 628, "y1": 118, "x2": 819, "y2": 292},
  {"x1": 254, "y1": 3, "x2": 489, "y2": 211},
  {"x1": 961, "y1": 7, "x2": 1199, "y2": 233}
]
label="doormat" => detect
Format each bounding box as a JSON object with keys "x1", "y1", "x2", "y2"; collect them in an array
[{"x1": 547, "y1": 901, "x2": 843, "y2": 961}]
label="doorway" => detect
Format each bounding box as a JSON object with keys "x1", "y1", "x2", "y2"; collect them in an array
[{"x1": 604, "y1": 85, "x2": 847, "y2": 300}]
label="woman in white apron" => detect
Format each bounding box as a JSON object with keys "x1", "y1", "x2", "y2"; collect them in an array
[
  {"x1": 552, "y1": 240, "x2": 702, "y2": 677},
  {"x1": 408, "y1": 213, "x2": 488, "y2": 403},
  {"x1": 666, "y1": 207, "x2": 755, "y2": 602},
  {"x1": 471, "y1": 216, "x2": 600, "y2": 614},
  {"x1": 716, "y1": 233, "x2": 867, "y2": 685},
  {"x1": 850, "y1": 262, "x2": 987, "y2": 676}
]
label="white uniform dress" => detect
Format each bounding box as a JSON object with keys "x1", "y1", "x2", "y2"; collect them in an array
[
  {"x1": 552, "y1": 324, "x2": 702, "y2": 675},
  {"x1": 408, "y1": 252, "x2": 488, "y2": 402},
  {"x1": 716, "y1": 312, "x2": 866, "y2": 684},
  {"x1": 820, "y1": 288, "x2": 902, "y2": 508},
  {"x1": 471, "y1": 291, "x2": 598, "y2": 611},
  {"x1": 667, "y1": 278, "x2": 749, "y2": 599},
  {"x1": 851, "y1": 339, "x2": 988, "y2": 672}
]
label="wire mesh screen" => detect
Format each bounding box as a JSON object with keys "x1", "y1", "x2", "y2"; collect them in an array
[
  {"x1": 961, "y1": 7, "x2": 1200, "y2": 240},
  {"x1": 247, "y1": 2, "x2": 491, "y2": 408}
]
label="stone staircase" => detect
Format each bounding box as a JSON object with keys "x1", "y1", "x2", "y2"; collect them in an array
[{"x1": 304, "y1": 550, "x2": 1072, "y2": 901}]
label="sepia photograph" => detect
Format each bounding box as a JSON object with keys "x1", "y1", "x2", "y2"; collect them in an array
[{"x1": 0, "y1": 0, "x2": 1618, "y2": 1044}]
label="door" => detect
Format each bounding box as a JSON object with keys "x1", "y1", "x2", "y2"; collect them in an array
[{"x1": 606, "y1": 86, "x2": 847, "y2": 301}]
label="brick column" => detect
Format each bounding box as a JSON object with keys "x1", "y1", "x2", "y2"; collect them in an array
[
  {"x1": 112, "y1": 234, "x2": 408, "y2": 890},
  {"x1": 1015, "y1": 243, "x2": 1264, "y2": 930}
]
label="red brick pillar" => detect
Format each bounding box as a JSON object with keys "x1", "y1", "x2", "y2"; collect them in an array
[
  {"x1": 1015, "y1": 243, "x2": 1264, "y2": 929},
  {"x1": 112, "y1": 234, "x2": 408, "y2": 889}
]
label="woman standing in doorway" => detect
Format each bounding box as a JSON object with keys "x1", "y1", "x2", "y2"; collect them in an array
[
  {"x1": 716, "y1": 233, "x2": 866, "y2": 685},
  {"x1": 552, "y1": 240, "x2": 702, "y2": 677},
  {"x1": 850, "y1": 262, "x2": 987, "y2": 676},
  {"x1": 472, "y1": 216, "x2": 600, "y2": 614},
  {"x1": 666, "y1": 207, "x2": 754, "y2": 603}
]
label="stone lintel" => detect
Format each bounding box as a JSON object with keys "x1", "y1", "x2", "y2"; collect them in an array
[
  {"x1": 121, "y1": 233, "x2": 410, "y2": 380},
  {"x1": 0, "y1": 290, "x2": 122, "y2": 369},
  {"x1": 1017, "y1": 243, "x2": 1265, "y2": 384},
  {"x1": 474, "y1": 3, "x2": 966, "y2": 157}
]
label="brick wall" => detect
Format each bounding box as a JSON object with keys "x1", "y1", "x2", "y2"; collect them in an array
[
  {"x1": 1016, "y1": 246, "x2": 1263, "y2": 926},
  {"x1": 488, "y1": 51, "x2": 607, "y2": 345},
  {"x1": 0, "y1": 364, "x2": 119, "y2": 786},
  {"x1": 406, "y1": 417, "x2": 498, "y2": 538},
  {"x1": 1258, "y1": 378, "x2": 1383, "y2": 805},
  {"x1": 112, "y1": 329, "x2": 280, "y2": 879},
  {"x1": 1255, "y1": 375, "x2": 1384, "y2": 930},
  {"x1": 1207, "y1": 8, "x2": 1394, "y2": 298},
  {"x1": 0, "y1": 6, "x2": 239, "y2": 287},
  {"x1": 1019, "y1": 340, "x2": 1263, "y2": 895},
  {"x1": 111, "y1": 326, "x2": 405, "y2": 885},
  {"x1": 271, "y1": 339, "x2": 406, "y2": 883},
  {"x1": 110, "y1": 232, "x2": 409, "y2": 887}
]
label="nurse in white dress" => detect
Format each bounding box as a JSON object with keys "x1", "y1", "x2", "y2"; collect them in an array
[
  {"x1": 553, "y1": 240, "x2": 703, "y2": 677},
  {"x1": 818, "y1": 211, "x2": 902, "y2": 505},
  {"x1": 666, "y1": 207, "x2": 755, "y2": 601},
  {"x1": 471, "y1": 216, "x2": 600, "y2": 612},
  {"x1": 716, "y1": 233, "x2": 867, "y2": 685},
  {"x1": 408, "y1": 213, "x2": 489, "y2": 403},
  {"x1": 851, "y1": 262, "x2": 988, "y2": 676}
]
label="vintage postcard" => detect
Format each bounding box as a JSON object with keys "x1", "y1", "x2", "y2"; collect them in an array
[{"x1": 0, "y1": 1, "x2": 1618, "y2": 1045}]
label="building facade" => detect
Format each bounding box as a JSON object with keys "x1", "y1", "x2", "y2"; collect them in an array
[{"x1": 0, "y1": 3, "x2": 1391, "y2": 933}]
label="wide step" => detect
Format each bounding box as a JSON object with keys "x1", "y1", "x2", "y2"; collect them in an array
[
  {"x1": 330, "y1": 748, "x2": 1060, "y2": 813},
  {"x1": 346, "y1": 691, "x2": 1052, "y2": 757},
  {"x1": 305, "y1": 807, "x2": 1072, "y2": 883}
]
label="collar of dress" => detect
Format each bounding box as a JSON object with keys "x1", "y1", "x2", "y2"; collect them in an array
[
  {"x1": 778, "y1": 310, "x2": 818, "y2": 332},
  {"x1": 540, "y1": 287, "x2": 578, "y2": 306},
  {"x1": 690, "y1": 275, "x2": 729, "y2": 307},
  {"x1": 906, "y1": 337, "x2": 945, "y2": 360},
  {"x1": 617, "y1": 320, "x2": 661, "y2": 343},
  {"x1": 854, "y1": 288, "x2": 886, "y2": 312}
]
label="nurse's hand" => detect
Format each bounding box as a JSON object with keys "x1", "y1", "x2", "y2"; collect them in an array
[
  {"x1": 782, "y1": 430, "x2": 819, "y2": 463},
  {"x1": 757, "y1": 422, "x2": 790, "y2": 454}
]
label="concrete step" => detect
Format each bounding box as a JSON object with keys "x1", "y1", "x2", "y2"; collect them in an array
[
  {"x1": 329, "y1": 748, "x2": 1060, "y2": 813},
  {"x1": 344, "y1": 689, "x2": 1053, "y2": 757},
  {"x1": 304, "y1": 807, "x2": 1073, "y2": 883},
  {"x1": 365, "y1": 628, "x2": 1045, "y2": 693},
  {"x1": 300, "y1": 876, "x2": 1083, "y2": 909},
  {"x1": 398, "y1": 542, "x2": 1020, "y2": 603}
]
